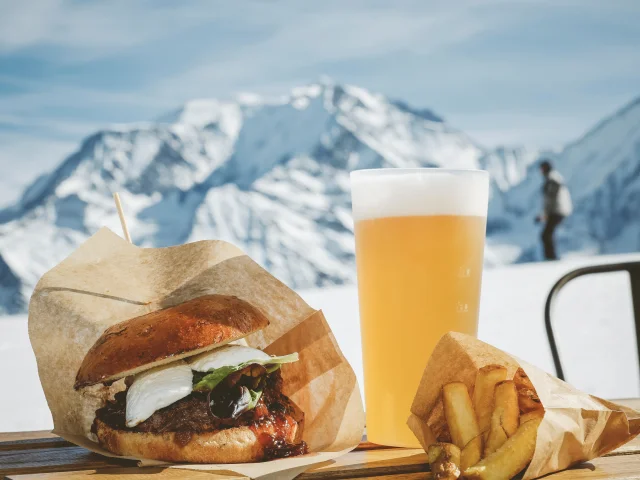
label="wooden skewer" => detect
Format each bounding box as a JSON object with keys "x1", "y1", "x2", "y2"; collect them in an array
[{"x1": 113, "y1": 192, "x2": 132, "y2": 244}]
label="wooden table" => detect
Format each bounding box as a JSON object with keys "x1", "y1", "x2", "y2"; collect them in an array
[{"x1": 3, "y1": 399, "x2": 640, "y2": 479}]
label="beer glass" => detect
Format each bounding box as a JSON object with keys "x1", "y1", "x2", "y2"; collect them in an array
[{"x1": 350, "y1": 168, "x2": 489, "y2": 447}]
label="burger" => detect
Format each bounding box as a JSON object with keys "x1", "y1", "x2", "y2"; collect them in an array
[{"x1": 73, "y1": 294, "x2": 307, "y2": 463}]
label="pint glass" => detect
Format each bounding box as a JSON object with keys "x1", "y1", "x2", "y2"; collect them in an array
[{"x1": 350, "y1": 168, "x2": 489, "y2": 447}]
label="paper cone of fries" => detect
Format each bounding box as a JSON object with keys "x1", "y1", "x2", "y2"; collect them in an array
[
  {"x1": 28, "y1": 228, "x2": 364, "y2": 479},
  {"x1": 408, "y1": 332, "x2": 640, "y2": 479}
]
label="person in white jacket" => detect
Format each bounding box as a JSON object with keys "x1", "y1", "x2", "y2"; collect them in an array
[{"x1": 535, "y1": 160, "x2": 573, "y2": 260}]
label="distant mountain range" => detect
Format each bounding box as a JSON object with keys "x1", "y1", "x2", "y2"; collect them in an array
[{"x1": 0, "y1": 80, "x2": 638, "y2": 313}]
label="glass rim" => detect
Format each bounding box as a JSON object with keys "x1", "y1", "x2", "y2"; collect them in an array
[{"x1": 350, "y1": 167, "x2": 488, "y2": 178}]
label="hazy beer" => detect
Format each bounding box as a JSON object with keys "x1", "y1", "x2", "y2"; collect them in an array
[{"x1": 351, "y1": 169, "x2": 489, "y2": 447}]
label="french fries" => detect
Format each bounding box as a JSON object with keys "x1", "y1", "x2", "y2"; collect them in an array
[
  {"x1": 472, "y1": 365, "x2": 507, "y2": 436},
  {"x1": 443, "y1": 383, "x2": 481, "y2": 448},
  {"x1": 494, "y1": 381, "x2": 519, "y2": 436},
  {"x1": 427, "y1": 443, "x2": 461, "y2": 480},
  {"x1": 443, "y1": 382, "x2": 482, "y2": 469},
  {"x1": 463, "y1": 417, "x2": 542, "y2": 480},
  {"x1": 460, "y1": 434, "x2": 483, "y2": 471},
  {"x1": 484, "y1": 381, "x2": 519, "y2": 456},
  {"x1": 484, "y1": 410, "x2": 508, "y2": 456},
  {"x1": 520, "y1": 409, "x2": 545, "y2": 424},
  {"x1": 426, "y1": 365, "x2": 545, "y2": 479}
]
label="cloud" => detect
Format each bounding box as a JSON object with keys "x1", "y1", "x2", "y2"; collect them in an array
[
  {"x1": 451, "y1": 109, "x2": 627, "y2": 149},
  {"x1": 0, "y1": 82, "x2": 168, "y2": 118},
  {"x1": 0, "y1": 0, "x2": 228, "y2": 58},
  {"x1": 0, "y1": 113, "x2": 102, "y2": 138},
  {"x1": 150, "y1": 1, "x2": 506, "y2": 100},
  {"x1": 0, "y1": 0, "x2": 63, "y2": 52},
  {"x1": 145, "y1": 0, "x2": 640, "y2": 106},
  {"x1": 0, "y1": 0, "x2": 512, "y2": 129}
]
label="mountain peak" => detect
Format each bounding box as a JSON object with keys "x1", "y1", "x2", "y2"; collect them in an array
[
  {"x1": 157, "y1": 98, "x2": 242, "y2": 130},
  {"x1": 390, "y1": 99, "x2": 444, "y2": 123}
]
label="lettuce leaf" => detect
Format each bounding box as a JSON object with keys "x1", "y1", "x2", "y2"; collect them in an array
[
  {"x1": 192, "y1": 352, "x2": 299, "y2": 392},
  {"x1": 192, "y1": 365, "x2": 240, "y2": 392},
  {"x1": 260, "y1": 353, "x2": 299, "y2": 365},
  {"x1": 247, "y1": 389, "x2": 263, "y2": 410}
]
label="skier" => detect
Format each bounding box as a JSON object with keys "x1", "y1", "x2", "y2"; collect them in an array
[{"x1": 535, "y1": 160, "x2": 572, "y2": 260}]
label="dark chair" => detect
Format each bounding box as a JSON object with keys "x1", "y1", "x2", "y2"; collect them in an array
[{"x1": 545, "y1": 261, "x2": 640, "y2": 380}]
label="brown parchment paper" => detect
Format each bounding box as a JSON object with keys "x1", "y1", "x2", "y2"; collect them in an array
[
  {"x1": 407, "y1": 332, "x2": 640, "y2": 479},
  {"x1": 28, "y1": 228, "x2": 364, "y2": 479}
]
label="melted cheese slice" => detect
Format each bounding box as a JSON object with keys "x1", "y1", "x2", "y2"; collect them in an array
[
  {"x1": 125, "y1": 360, "x2": 193, "y2": 427},
  {"x1": 187, "y1": 345, "x2": 271, "y2": 372}
]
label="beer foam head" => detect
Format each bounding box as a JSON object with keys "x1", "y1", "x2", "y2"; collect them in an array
[{"x1": 350, "y1": 168, "x2": 489, "y2": 221}]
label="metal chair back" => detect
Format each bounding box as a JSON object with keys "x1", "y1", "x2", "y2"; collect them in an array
[{"x1": 545, "y1": 261, "x2": 640, "y2": 380}]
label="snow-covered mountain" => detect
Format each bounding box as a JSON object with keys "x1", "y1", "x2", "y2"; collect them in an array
[
  {"x1": 480, "y1": 146, "x2": 540, "y2": 193},
  {"x1": 1, "y1": 80, "x2": 638, "y2": 314},
  {"x1": 0, "y1": 81, "x2": 487, "y2": 313}
]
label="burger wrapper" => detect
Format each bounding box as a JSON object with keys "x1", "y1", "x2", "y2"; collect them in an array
[
  {"x1": 28, "y1": 228, "x2": 365, "y2": 479},
  {"x1": 407, "y1": 332, "x2": 640, "y2": 479}
]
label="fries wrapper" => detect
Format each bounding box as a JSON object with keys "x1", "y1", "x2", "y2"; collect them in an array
[
  {"x1": 28, "y1": 228, "x2": 365, "y2": 479},
  {"x1": 408, "y1": 332, "x2": 640, "y2": 479}
]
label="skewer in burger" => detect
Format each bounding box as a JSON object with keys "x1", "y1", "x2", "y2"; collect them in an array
[{"x1": 74, "y1": 295, "x2": 307, "y2": 463}]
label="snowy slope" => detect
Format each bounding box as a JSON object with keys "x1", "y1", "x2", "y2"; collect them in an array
[{"x1": 0, "y1": 81, "x2": 484, "y2": 312}]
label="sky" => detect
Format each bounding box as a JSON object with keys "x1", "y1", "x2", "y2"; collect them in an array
[{"x1": 1, "y1": 0, "x2": 640, "y2": 205}]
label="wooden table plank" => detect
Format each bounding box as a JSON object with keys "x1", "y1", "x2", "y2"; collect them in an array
[
  {"x1": 5, "y1": 440, "x2": 638, "y2": 478},
  {"x1": 6, "y1": 468, "x2": 247, "y2": 479},
  {"x1": 317, "y1": 452, "x2": 640, "y2": 480},
  {"x1": 8, "y1": 455, "x2": 640, "y2": 480},
  {"x1": 0, "y1": 433, "x2": 57, "y2": 444},
  {"x1": 0, "y1": 446, "x2": 136, "y2": 477},
  {"x1": 550, "y1": 454, "x2": 640, "y2": 479},
  {"x1": 340, "y1": 475, "x2": 429, "y2": 480},
  {"x1": 0, "y1": 438, "x2": 397, "y2": 477},
  {"x1": 2, "y1": 443, "x2": 639, "y2": 478},
  {"x1": 299, "y1": 449, "x2": 428, "y2": 479},
  {"x1": 0, "y1": 439, "x2": 72, "y2": 453},
  {"x1": 300, "y1": 446, "x2": 640, "y2": 480}
]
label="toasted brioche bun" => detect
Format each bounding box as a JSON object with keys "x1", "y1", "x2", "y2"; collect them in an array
[
  {"x1": 75, "y1": 295, "x2": 269, "y2": 389},
  {"x1": 94, "y1": 416, "x2": 300, "y2": 463}
]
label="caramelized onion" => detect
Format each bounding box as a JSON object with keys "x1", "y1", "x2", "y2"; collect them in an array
[{"x1": 208, "y1": 385, "x2": 251, "y2": 420}]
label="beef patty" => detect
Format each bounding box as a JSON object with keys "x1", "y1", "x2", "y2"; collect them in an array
[{"x1": 94, "y1": 369, "x2": 307, "y2": 459}]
